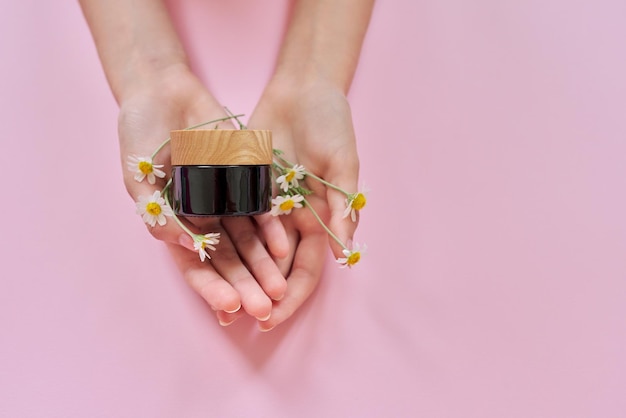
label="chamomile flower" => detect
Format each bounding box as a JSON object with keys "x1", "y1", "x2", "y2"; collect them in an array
[
  {"x1": 343, "y1": 187, "x2": 369, "y2": 222},
  {"x1": 336, "y1": 243, "x2": 366, "y2": 268},
  {"x1": 271, "y1": 194, "x2": 304, "y2": 216},
  {"x1": 193, "y1": 233, "x2": 221, "y2": 262},
  {"x1": 276, "y1": 164, "x2": 306, "y2": 192},
  {"x1": 136, "y1": 190, "x2": 173, "y2": 227},
  {"x1": 127, "y1": 155, "x2": 166, "y2": 185}
]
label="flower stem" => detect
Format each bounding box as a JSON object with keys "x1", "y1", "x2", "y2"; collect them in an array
[
  {"x1": 161, "y1": 178, "x2": 172, "y2": 197},
  {"x1": 162, "y1": 180, "x2": 196, "y2": 238},
  {"x1": 272, "y1": 152, "x2": 293, "y2": 169},
  {"x1": 150, "y1": 114, "x2": 245, "y2": 159},
  {"x1": 304, "y1": 171, "x2": 351, "y2": 196},
  {"x1": 224, "y1": 107, "x2": 247, "y2": 129},
  {"x1": 272, "y1": 161, "x2": 286, "y2": 172},
  {"x1": 303, "y1": 197, "x2": 347, "y2": 250},
  {"x1": 273, "y1": 152, "x2": 350, "y2": 197}
]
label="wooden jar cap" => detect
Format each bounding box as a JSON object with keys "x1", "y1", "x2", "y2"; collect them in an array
[{"x1": 170, "y1": 129, "x2": 273, "y2": 166}]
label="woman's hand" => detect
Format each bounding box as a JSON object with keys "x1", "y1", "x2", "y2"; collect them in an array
[
  {"x1": 119, "y1": 64, "x2": 288, "y2": 323},
  {"x1": 217, "y1": 77, "x2": 361, "y2": 331}
]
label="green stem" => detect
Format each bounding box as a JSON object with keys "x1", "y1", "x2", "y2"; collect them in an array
[
  {"x1": 273, "y1": 153, "x2": 350, "y2": 197},
  {"x1": 150, "y1": 114, "x2": 245, "y2": 159},
  {"x1": 303, "y1": 197, "x2": 347, "y2": 250},
  {"x1": 272, "y1": 161, "x2": 286, "y2": 171},
  {"x1": 224, "y1": 107, "x2": 247, "y2": 129},
  {"x1": 161, "y1": 178, "x2": 172, "y2": 197},
  {"x1": 304, "y1": 171, "x2": 351, "y2": 196},
  {"x1": 163, "y1": 181, "x2": 197, "y2": 239},
  {"x1": 272, "y1": 152, "x2": 293, "y2": 168}
]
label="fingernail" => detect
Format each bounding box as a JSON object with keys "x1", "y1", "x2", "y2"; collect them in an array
[
  {"x1": 256, "y1": 312, "x2": 271, "y2": 322},
  {"x1": 178, "y1": 234, "x2": 194, "y2": 251},
  {"x1": 272, "y1": 294, "x2": 284, "y2": 302},
  {"x1": 219, "y1": 318, "x2": 236, "y2": 327},
  {"x1": 259, "y1": 324, "x2": 275, "y2": 332},
  {"x1": 224, "y1": 304, "x2": 241, "y2": 314}
]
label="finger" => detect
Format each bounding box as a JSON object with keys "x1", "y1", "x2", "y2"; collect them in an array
[
  {"x1": 254, "y1": 213, "x2": 290, "y2": 259},
  {"x1": 221, "y1": 217, "x2": 288, "y2": 302},
  {"x1": 325, "y1": 151, "x2": 360, "y2": 258},
  {"x1": 258, "y1": 227, "x2": 327, "y2": 332},
  {"x1": 209, "y1": 223, "x2": 274, "y2": 321},
  {"x1": 273, "y1": 216, "x2": 300, "y2": 278},
  {"x1": 166, "y1": 243, "x2": 242, "y2": 312},
  {"x1": 215, "y1": 309, "x2": 246, "y2": 327}
]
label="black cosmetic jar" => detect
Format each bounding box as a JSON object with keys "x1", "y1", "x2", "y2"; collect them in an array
[{"x1": 170, "y1": 129, "x2": 273, "y2": 216}]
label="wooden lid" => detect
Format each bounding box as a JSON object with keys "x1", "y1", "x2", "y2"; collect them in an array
[{"x1": 170, "y1": 129, "x2": 272, "y2": 165}]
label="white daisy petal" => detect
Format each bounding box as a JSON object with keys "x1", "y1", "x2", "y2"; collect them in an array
[
  {"x1": 271, "y1": 194, "x2": 304, "y2": 216},
  {"x1": 193, "y1": 233, "x2": 221, "y2": 262},
  {"x1": 342, "y1": 204, "x2": 352, "y2": 219},
  {"x1": 161, "y1": 205, "x2": 174, "y2": 216},
  {"x1": 343, "y1": 187, "x2": 368, "y2": 223},
  {"x1": 135, "y1": 190, "x2": 173, "y2": 227},
  {"x1": 153, "y1": 167, "x2": 166, "y2": 178},
  {"x1": 143, "y1": 212, "x2": 156, "y2": 227},
  {"x1": 336, "y1": 243, "x2": 366, "y2": 268},
  {"x1": 276, "y1": 164, "x2": 306, "y2": 192},
  {"x1": 128, "y1": 155, "x2": 164, "y2": 184}
]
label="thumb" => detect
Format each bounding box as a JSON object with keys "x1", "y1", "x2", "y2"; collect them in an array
[{"x1": 324, "y1": 154, "x2": 361, "y2": 259}]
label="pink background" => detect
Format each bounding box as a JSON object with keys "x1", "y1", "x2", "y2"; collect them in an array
[{"x1": 1, "y1": 1, "x2": 625, "y2": 417}]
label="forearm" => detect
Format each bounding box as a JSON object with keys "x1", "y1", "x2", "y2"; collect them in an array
[
  {"x1": 272, "y1": 0, "x2": 375, "y2": 93},
  {"x1": 79, "y1": 0, "x2": 189, "y2": 104}
]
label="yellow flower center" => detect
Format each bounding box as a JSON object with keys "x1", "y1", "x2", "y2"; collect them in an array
[
  {"x1": 347, "y1": 251, "x2": 361, "y2": 266},
  {"x1": 351, "y1": 193, "x2": 367, "y2": 210},
  {"x1": 279, "y1": 199, "x2": 295, "y2": 211},
  {"x1": 138, "y1": 161, "x2": 154, "y2": 175},
  {"x1": 146, "y1": 202, "x2": 162, "y2": 216},
  {"x1": 285, "y1": 170, "x2": 296, "y2": 182}
]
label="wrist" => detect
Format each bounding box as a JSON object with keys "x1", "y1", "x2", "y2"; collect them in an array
[
  {"x1": 261, "y1": 72, "x2": 348, "y2": 114},
  {"x1": 116, "y1": 60, "x2": 191, "y2": 106},
  {"x1": 270, "y1": 63, "x2": 351, "y2": 97}
]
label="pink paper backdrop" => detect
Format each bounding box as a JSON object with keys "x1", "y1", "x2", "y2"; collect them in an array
[{"x1": 1, "y1": 1, "x2": 625, "y2": 417}]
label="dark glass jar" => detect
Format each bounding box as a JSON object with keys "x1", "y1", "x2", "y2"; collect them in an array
[{"x1": 170, "y1": 129, "x2": 272, "y2": 216}]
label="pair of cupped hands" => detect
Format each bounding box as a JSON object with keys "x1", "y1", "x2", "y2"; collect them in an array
[{"x1": 120, "y1": 65, "x2": 360, "y2": 331}]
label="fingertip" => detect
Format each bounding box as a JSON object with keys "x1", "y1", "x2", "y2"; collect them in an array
[
  {"x1": 256, "y1": 312, "x2": 271, "y2": 322},
  {"x1": 189, "y1": 275, "x2": 241, "y2": 314},
  {"x1": 214, "y1": 295, "x2": 242, "y2": 314},
  {"x1": 241, "y1": 294, "x2": 273, "y2": 323},
  {"x1": 270, "y1": 241, "x2": 290, "y2": 259},
  {"x1": 258, "y1": 322, "x2": 276, "y2": 332},
  {"x1": 258, "y1": 311, "x2": 278, "y2": 331},
  {"x1": 219, "y1": 317, "x2": 237, "y2": 327},
  {"x1": 224, "y1": 303, "x2": 241, "y2": 314},
  {"x1": 216, "y1": 310, "x2": 242, "y2": 327},
  {"x1": 272, "y1": 291, "x2": 285, "y2": 302},
  {"x1": 263, "y1": 277, "x2": 287, "y2": 302}
]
